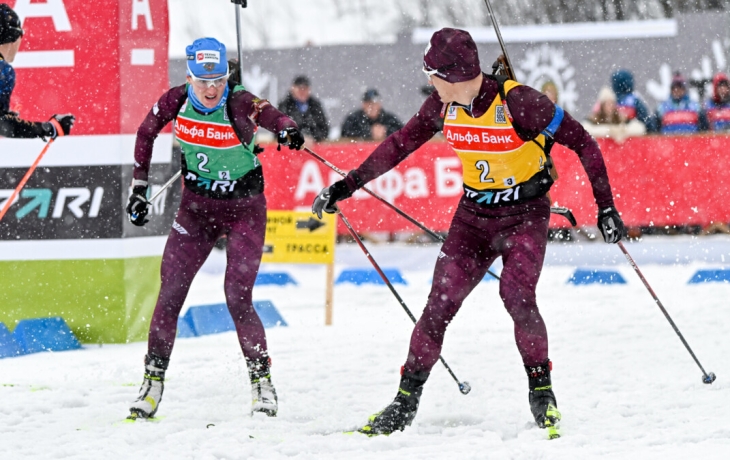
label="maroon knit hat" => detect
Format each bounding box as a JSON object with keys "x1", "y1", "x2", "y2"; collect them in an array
[
  {"x1": 670, "y1": 72, "x2": 687, "y2": 89},
  {"x1": 423, "y1": 28, "x2": 481, "y2": 83}
]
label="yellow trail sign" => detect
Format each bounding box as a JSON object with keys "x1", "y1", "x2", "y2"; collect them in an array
[{"x1": 262, "y1": 210, "x2": 336, "y2": 264}]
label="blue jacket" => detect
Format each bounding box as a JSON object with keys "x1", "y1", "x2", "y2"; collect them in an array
[
  {"x1": 611, "y1": 69, "x2": 652, "y2": 129},
  {"x1": 0, "y1": 53, "x2": 16, "y2": 115},
  {"x1": 656, "y1": 94, "x2": 706, "y2": 134},
  {"x1": 704, "y1": 99, "x2": 730, "y2": 131}
]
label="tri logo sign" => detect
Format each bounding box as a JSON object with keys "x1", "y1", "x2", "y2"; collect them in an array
[{"x1": 0, "y1": 187, "x2": 104, "y2": 220}]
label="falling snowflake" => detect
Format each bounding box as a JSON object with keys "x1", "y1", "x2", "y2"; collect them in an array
[{"x1": 514, "y1": 44, "x2": 579, "y2": 112}]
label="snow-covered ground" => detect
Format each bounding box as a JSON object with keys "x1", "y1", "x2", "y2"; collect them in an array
[{"x1": 2, "y1": 237, "x2": 729, "y2": 459}]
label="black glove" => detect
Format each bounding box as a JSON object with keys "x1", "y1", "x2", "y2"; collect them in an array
[
  {"x1": 126, "y1": 186, "x2": 150, "y2": 227},
  {"x1": 597, "y1": 206, "x2": 625, "y2": 244},
  {"x1": 277, "y1": 127, "x2": 305, "y2": 151},
  {"x1": 43, "y1": 114, "x2": 75, "y2": 140},
  {"x1": 312, "y1": 180, "x2": 353, "y2": 219}
]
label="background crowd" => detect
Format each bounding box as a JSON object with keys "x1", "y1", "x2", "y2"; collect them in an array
[{"x1": 271, "y1": 68, "x2": 730, "y2": 145}]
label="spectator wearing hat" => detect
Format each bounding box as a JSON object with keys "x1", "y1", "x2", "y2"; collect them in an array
[
  {"x1": 611, "y1": 69, "x2": 653, "y2": 131},
  {"x1": 277, "y1": 75, "x2": 329, "y2": 143},
  {"x1": 704, "y1": 72, "x2": 730, "y2": 132},
  {"x1": 656, "y1": 72, "x2": 707, "y2": 134},
  {"x1": 583, "y1": 86, "x2": 645, "y2": 143},
  {"x1": 0, "y1": 4, "x2": 74, "y2": 139},
  {"x1": 313, "y1": 27, "x2": 624, "y2": 438},
  {"x1": 340, "y1": 89, "x2": 403, "y2": 141}
]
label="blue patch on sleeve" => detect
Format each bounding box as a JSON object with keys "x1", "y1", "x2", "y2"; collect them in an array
[{"x1": 541, "y1": 105, "x2": 564, "y2": 138}]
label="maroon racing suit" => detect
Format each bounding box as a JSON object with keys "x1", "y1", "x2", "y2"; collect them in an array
[
  {"x1": 342, "y1": 74, "x2": 616, "y2": 372},
  {"x1": 133, "y1": 84, "x2": 296, "y2": 363}
]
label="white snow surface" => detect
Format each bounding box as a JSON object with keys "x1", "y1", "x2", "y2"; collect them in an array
[{"x1": 2, "y1": 237, "x2": 730, "y2": 459}]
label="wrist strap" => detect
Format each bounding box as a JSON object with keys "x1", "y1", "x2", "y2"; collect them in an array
[{"x1": 49, "y1": 118, "x2": 64, "y2": 137}]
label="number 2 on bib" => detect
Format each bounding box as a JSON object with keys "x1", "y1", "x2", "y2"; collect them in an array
[
  {"x1": 475, "y1": 160, "x2": 495, "y2": 183},
  {"x1": 196, "y1": 153, "x2": 211, "y2": 173}
]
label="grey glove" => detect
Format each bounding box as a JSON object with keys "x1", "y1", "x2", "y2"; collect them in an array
[{"x1": 312, "y1": 180, "x2": 353, "y2": 219}]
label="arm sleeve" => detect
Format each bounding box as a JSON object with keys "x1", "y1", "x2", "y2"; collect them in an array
[
  {"x1": 508, "y1": 85, "x2": 615, "y2": 209},
  {"x1": 346, "y1": 94, "x2": 443, "y2": 191},
  {"x1": 0, "y1": 113, "x2": 49, "y2": 138},
  {"x1": 229, "y1": 90, "x2": 297, "y2": 137},
  {"x1": 133, "y1": 85, "x2": 187, "y2": 182}
]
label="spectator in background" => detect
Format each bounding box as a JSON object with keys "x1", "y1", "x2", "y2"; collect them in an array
[
  {"x1": 656, "y1": 72, "x2": 707, "y2": 134},
  {"x1": 341, "y1": 89, "x2": 403, "y2": 141},
  {"x1": 278, "y1": 75, "x2": 329, "y2": 143},
  {"x1": 0, "y1": 4, "x2": 74, "y2": 139},
  {"x1": 583, "y1": 86, "x2": 645, "y2": 143},
  {"x1": 704, "y1": 72, "x2": 730, "y2": 132},
  {"x1": 611, "y1": 69, "x2": 653, "y2": 131},
  {"x1": 541, "y1": 81, "x2": 558, "y2": 104}
]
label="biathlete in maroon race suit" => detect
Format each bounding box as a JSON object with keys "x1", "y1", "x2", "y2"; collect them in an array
[
  {"x1": 126, "y1": 38, "x2": 304, "y2": 420},
  {"x1": 312, "y1": 28, "x2": 626, "y2": 437}
]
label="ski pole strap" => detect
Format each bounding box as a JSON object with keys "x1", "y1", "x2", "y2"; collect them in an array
[
  {"x1": 541, "y1": 105, "x2": 564, "y2": 139},
  {"x1": 49, "y1": 117, "x2": 64, "y2": 138}
]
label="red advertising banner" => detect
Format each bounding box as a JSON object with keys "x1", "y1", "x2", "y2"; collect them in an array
[
  {"x1": 260, "y1": 135, "x2": 730, "y2": 234},
  {"x1": 7, "y1": 0, "x2": 169, "y2": 135}
]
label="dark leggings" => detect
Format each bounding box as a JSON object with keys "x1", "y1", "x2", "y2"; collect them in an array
[
  {"x1": 405, "y1": 197, "x2": 551, "y2": 373},
  {"x1": 147, "y1": 188, "x2": 269, "y2": 363}
]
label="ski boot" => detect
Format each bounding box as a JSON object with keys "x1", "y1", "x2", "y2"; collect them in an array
[
  {"x1": 358, "y1": 369, "x2": 429, "y2": 436},
  {"x1": 129, "y1": 353, "x2": 169, "y2": 420},
  {"x1": 526, "y1": 360, "x2": 561, "y2": 439},
  {"x1": 249, "y1": 358, "x2": 277, "y2": 417}
]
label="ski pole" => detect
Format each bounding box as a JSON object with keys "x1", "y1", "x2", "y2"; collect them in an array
[
  {"x1": 618, "y1": 241, "x2": 716, "y2": 384},
  {"x1": 336, "y1": 205, "x2": 472, "y2": 395},
  {"x1": 0, "y1": 138, "x2": 55, "y2": 222},
  {"x1": 231, "y1": 0, "x2": 247, "y2": 78},
  {"x1": 148, "y1": 170, "x2": 181, "y2": 203}
]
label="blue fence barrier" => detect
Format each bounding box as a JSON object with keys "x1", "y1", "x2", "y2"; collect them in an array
[
  {"x1": 336, "y1": 268, "x2": 407, "y2": 286},
  {"x1": 12, "y1": 317, "x2": 82, "y2": 355},
  {"x1": 183, "y1": 300, "x2": 287, "y2": 337},
  {"x1": 0, "y1": 323, "x2": 22, "y2": 359},
  {"x1": 568, "y1": 269, "x2": 626, "y2": 285},
  {"x1": 176, "y1": 316, "x2": 197, "y2": 338},
  {"x1": 688, "y1": 269, "x2": 730, "y2": 283},
  {"x1": 255, "y1": 272, "x2": 298, "y2": 286}
]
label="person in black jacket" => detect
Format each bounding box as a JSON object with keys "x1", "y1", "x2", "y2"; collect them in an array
[
  {"x1": 0, "y1": 4, "x2": 74, "y2": 139},
  {"x1": 277, "y1": 75, "x2": 329, "y2": 143},
  {"x1": 341, "y1": 89, "x2": 403, "y2": 141}
]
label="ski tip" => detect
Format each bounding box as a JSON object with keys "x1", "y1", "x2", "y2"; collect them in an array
[
  {"x1": 544, "y1": 404, "x2": 561, "y2": 440},
  {"x1": 124, "y1": 412, "x2": 161, "y2": 423}
]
